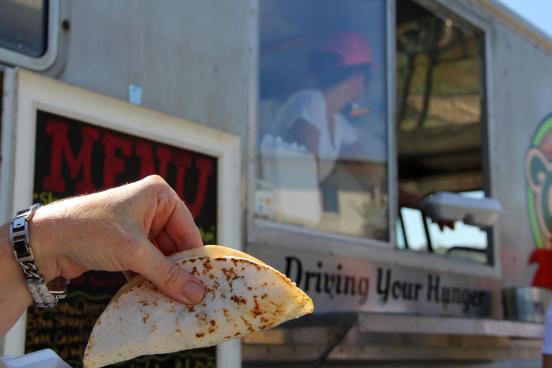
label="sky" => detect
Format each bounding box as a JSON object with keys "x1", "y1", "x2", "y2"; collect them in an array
[{"x1": 496, "y1": 0, "x2": 552, "y2": 38}]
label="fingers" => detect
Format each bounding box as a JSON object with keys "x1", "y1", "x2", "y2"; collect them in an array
[
  {"x1": 131, "y1": 243, "x2": 205, "y2": 305},
  {"x1": 163, "y1": 200, "x2": 203, "y2": 251},
  {"x1": 126, "y1": 176, "x2": 205, "y2": 304},
  {"x1": 155, "y1": 232, "x2": 179, "y2": 256},
  {"x1": 138, "y1": 175, "x2": 203, "y2": 252}
]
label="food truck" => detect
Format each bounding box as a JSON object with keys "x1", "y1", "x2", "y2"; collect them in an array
[{"x1": 1, "y1": 0, "x2": 552, "y2": 366}]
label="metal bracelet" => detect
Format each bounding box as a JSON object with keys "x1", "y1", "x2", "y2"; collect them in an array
[{"x1": 9, "y1": 204, "x2": 68, "y2": 308}]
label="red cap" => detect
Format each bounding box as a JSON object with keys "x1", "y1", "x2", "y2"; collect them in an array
[{"x1": 322, "y1": 32, "x2": 372, "y2": 67}]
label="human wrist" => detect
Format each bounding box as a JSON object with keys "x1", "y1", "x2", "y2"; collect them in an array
[
  {"x1": 9, "y1": 204, "x2": 72, "y2": 308},
  {"x1": 27, "y1": 204, "x2": 64, "y2": 282}
]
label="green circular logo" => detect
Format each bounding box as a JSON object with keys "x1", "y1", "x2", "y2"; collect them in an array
[{"x1": 526, "y1": 114, "x2": 552, "y2": 248}]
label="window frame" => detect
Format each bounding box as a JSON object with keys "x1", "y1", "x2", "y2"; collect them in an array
[
  {"x1": 249, "y1": 0, "x2": 395, "y2": 250},
  {"x1": 0, "y1": 0, "x2": 60, "y2": 71},
  {"x1": 403, "y1": 0, "x2": 498, "y2": 269},
  {"x1": 247, "y1": 0, "x2": 500, "y2": 278}
]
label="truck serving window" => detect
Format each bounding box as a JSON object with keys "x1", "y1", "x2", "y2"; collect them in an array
[
  {"x1": 396, "y1": 1, "x2": 490, "y2": 263},
  {"x1": 256, "y1": 0, "x2": 388, "y2": 241}
]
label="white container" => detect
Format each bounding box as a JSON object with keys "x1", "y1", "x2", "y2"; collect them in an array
[
  {"x1": 0, "y1": 349, "x2": 70, "y2": 368},
  {"x1": 420, "y1": 192, "x2": 502, "y2": 228},
  {"x1": 259, "y1": 135, "x2": 321, "y2": 226}
]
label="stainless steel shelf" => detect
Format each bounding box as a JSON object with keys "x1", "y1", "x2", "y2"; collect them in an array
[{"x1": 282, "y1": 312, "x2": 544, "y2": 338}]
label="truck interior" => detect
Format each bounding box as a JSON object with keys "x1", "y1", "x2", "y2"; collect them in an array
[{"x1": 396, "y1": 0, "x2": 490, "y2": 264}]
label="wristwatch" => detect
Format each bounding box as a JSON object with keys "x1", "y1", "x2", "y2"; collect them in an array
[{"x1": 10, "y1": 204, "x2": 68, "y2": 308}]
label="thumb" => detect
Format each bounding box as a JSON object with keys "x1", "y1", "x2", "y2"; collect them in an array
[{"x1": 131, "y1": 244, "x2": 205, "y2": 305}]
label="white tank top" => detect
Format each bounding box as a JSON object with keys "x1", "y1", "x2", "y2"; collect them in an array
[{"x1": 270, "y1": 89, "x2": 357, "y2": 180}]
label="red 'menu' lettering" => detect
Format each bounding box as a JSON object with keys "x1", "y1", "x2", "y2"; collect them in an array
[
  {"x1": 156, "y1": 147, "x2": 172, "y2": 178},
  {"x1": 135, "y1": 140, "x2": 173, "y2": 178},
  {"x1": 173, "y1": 152, "x2": 192, "y2": 201},
  {"x1": 188, "y1": 158, "x2": 213, "y2": 217},
  {"x1": 135, "y1": 140, "x2": 155, "y2": 178},
  {"x1": 43, "y1": 120, "x2": 99, "y2": 193},
  {"x1": 102, "y1": 132, "x2": 132, "y2": 188}
]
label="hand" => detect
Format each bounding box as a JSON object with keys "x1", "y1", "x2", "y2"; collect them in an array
[
  {"x1": 30, "y1": 175, "x2": 205, "y2": 305},
  {"x1": 432, "y1": 218, "x2": 456, "y2": 231}
]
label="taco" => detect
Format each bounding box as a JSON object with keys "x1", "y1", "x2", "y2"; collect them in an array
[{"x1": 83, "y1": 245, "x2": 313, "y2": 368}]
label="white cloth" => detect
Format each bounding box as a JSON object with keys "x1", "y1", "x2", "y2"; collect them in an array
[
  {"x1": 270, "y1": 89, "x2": 358, "y2": 181},
  {"x1": 259, "y1": 135, "x2": 321, "y2": 225},
  {"x1": 543, "y1": 302, "x2": 552, "y2": 355}
]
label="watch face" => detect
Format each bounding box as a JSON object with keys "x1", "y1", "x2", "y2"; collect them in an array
[{"x1": 47, "y1": 276, "x2": 69, "y2": 294}]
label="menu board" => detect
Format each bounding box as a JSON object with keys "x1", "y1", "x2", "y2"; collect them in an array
[{"x1": 26, "y1": 110, "x2": 218, "y2": 367}]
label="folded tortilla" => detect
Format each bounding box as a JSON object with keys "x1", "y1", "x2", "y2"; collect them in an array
[{"x1": 83, "y1": 245, "x2": 313, "y2": 368}]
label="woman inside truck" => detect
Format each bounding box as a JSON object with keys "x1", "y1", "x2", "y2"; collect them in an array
[
  {"x1": 269, "y1": 31, "x2": 382, "y2": 184},
  {"x1": 267, "y1": 31, "x2": 452, "y2": 230}
]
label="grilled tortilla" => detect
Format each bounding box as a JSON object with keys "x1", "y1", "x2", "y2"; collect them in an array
[{"x1": 83, "y1": 245, "x2": 313, "y2": 368}]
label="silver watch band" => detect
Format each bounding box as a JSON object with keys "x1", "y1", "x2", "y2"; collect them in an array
[{"x1": 9, "y1": 204, "x2": 68, "y2": 308}]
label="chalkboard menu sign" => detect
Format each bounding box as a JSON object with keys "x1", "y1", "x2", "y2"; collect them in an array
[{"x1": 26, "y1": 110, "x2": 218, "y2": 367}]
